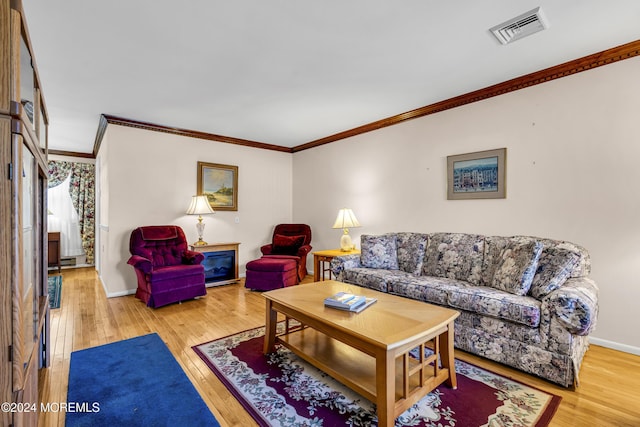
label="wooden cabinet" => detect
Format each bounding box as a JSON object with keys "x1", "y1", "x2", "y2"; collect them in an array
[{"x1": 1, "y1": 1, "x2": 50, "y2": 425}]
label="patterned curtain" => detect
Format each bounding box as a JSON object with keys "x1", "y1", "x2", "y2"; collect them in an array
[
  {"x1": 47, "y1": 161, "x2": 96, "y2": 264},
  {"x1": 47, "y1": 161, "x2": 72, "y2": 188}
]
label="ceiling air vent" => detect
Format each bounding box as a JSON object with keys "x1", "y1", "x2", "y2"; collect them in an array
[{"x1": 490, "y1": 7, "x2": 549, "y2": 45}]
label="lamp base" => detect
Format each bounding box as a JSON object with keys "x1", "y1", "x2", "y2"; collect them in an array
[
  {"x1": 339, "y1": 234, "x2": 353, "y2": 251},
  {"x1": 194, "y1": 217, "x2": 208, "y2": 246}
]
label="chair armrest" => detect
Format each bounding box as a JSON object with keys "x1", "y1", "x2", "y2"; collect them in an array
[
  {"x1": 543, "y1": 277, "x2": 599, "y2": 335},
  {"x1": 183, "y1": 250, "x2": 204, "y2": 265},
  {"x1": 260, "y1": 244, "x2": 273, "y2": 255},
  {"x1": 127, "y1": 255, "x2": 153, "y2": 274},
  {"x1": 297, "y1": 245, "x2": 312, "y2": 257},
  {"x1": 330, "y1": 254, "x2": 362, "y2": 280}
]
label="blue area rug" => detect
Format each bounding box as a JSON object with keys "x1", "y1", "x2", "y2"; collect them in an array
[
  {"x1": 47, "y1": 275, "x2": 62, "y2": 309},
  {"x1": 66, "y1": 333, "x2": 220, "y2": 427}
]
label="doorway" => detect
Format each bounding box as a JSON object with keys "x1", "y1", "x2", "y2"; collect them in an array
[{"x1": 47, "y1": 160, "x2": 95, "y2": 268}]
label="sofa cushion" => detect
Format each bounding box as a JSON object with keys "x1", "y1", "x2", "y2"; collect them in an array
[
  {"x1": 387, "y1": 275, "x2": 461, "y2": 306},
  {"x1": 360, "y1": 234, "x2": 399, "y2": 270},
  {"x1": 535, "y1": 238, "x2": 591, "y2": 278},
  {"x1": 491, "y1": 241, "x2": 543, "y2": 296},
  {"x1": 396, "y1": 232, "x2": 429, "y2": 275},
  {"x1": 481, "y1": 236, "x2": 533, "y2": 286},
  {"x1": 448, "y1": 284, "x2": 542, "y2": 327},
  {"x1": 529, "y1": 247, "x2": 580, "y2": 299},
  {"x1": 422, "y1": 233, "x2": 484, "y2": 283},
  {"x1": 342, "y1": 268, "x2": 410, "y2": 293}
]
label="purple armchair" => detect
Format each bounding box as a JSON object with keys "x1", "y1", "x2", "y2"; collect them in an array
[
  {"x1": 127, "y1": 225, "x2": 206, "y2": 308},
  {"x1": 260, "y1": 224, "x2": 312, "y2": 281}
]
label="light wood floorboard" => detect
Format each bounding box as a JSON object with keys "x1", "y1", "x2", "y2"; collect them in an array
[{"x1": 39, "y1": 268, "x2": 640, "y2": 426}]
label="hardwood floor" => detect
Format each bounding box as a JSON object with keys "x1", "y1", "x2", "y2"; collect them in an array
[{"x1": 39, "y1": 268, "x2": 640, "y2": 427}]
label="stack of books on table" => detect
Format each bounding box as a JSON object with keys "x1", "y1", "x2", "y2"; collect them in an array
[{"x1": 324, "y1": 292, "x2": 377, "y2": 313}]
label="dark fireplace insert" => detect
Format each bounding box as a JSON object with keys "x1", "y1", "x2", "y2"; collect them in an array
[{"x1": 201, "y1": 250, "x2": 235, "y2": 283}]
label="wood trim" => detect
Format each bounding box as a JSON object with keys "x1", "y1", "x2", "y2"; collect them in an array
[
  {"x1": 0, "y1": 117, "x2": 12, "y2": 427},
  {"x1": 0, "y1": 1, "x2": 10, "y2": 116},
  {"x1": 93, "y1": 114, "x2": 293, "y2": 155},
  {"x1": 292, "y1": 39, "x2": 640, "y2": 153},
  {"x1": 91, "y1": 114, "x2": 107, "y2": 157},
  {"x1": 47, "y1": 149, "x2": 95, "y2": 159}
]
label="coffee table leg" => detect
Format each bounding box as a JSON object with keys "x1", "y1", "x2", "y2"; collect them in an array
[
  {"x1": 439, "y1": 321, "x2": 457, "y2": 389},
  {"x1": 263, "y1": 300, "x2": 277, "y2": 354},
  {"x1": 376, "y1": 351, "x2": 396, "y2": 427}
]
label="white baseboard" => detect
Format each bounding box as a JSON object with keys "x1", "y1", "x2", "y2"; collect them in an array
[
  {"x1": 105, "y1": 289, "x2": 136, "y2": 298},
  {"x1": 100, "y1": 275, "x2": 136, "y2": 298},
  {"x1": 589, "y1": 337, "x2": 640, "y2": 356}
]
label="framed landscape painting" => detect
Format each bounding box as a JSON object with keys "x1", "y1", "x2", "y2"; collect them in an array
[
  {"x1": 447, "y1": 148, "x2": 506, "y2": 200},
  {"x1": 197, "y1": 162, "x2": 238, "y2": 211}
]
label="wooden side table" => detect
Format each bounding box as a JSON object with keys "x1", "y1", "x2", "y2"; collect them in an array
[
  {"x1": 48, "y1": 232, "x2": 61, "y2": 272},
  {"x1": 189, "y1": 242, "x2": 240, "y2": 286},
  {"x1": 312, "y1": 249, "x2": 360, "y2": 282}
]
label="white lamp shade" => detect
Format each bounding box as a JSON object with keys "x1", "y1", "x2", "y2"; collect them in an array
[
  {"x1": 332, "y1": 208, "x2": 361, "y2": 229},
  {"x1": 186, "y1": 195, "x2": 215, "y2": 215}
]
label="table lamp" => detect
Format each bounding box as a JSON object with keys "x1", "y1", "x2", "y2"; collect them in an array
[
  {"x1": 186, "y1": 195, "x2": 215, "y2": 246},
  {"x1": 332, "y1": 208, "x2": 361, "y2": 251}
]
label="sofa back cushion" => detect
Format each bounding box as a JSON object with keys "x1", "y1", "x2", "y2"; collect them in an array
[
  {"x1": 422, "y1": 233, "x2": 484, "y2": 283},
  {"x1": 360, "y1": 234, "x2": 399, "y2": 270},
  {"x1": 396, "y1": 232, "x2": 429, "y2": 275},
  {"x1": 491, "y1": 240, "x2": 543, "y2": 296},
  {"x1": 483, "y1": 235, "x2": 589, "y2": 298},
  {"x1": 529, "y1": 247, "x2": 581, "y2": 299},
  {"x1": 534, "y1": 238, "x2": 591, "y2": 278}
]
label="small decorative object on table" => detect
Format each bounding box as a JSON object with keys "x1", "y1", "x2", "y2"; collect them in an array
[{"x1": 324, "y1": 292, "x2": 376, "y2": 313}]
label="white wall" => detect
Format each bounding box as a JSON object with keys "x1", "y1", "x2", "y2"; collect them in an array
[
  {"x1": 98, "y1": 125, "x2": 292, "y2": 296},
  {"x1": 293, "y1": 56, "x2": 640, "y2": 353}
]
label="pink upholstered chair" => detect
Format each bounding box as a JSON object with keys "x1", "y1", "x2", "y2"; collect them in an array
[
  {"x1": 260, "y1": 224, "x2": 312, "y2": 281},
  {"x1": 127, "y1": 225, "x2": 206, "y2": 308}
]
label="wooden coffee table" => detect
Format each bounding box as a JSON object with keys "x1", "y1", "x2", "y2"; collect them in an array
[{"x1": 263, "y1": 280, "x2": 460, "y2": 427}]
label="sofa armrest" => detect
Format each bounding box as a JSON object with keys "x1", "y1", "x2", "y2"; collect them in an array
[
  {"x1": 543, "y1": 277, "x2": 599, "y2": 335},
  {"x1": 330, "y1": 254, "x2": 361, "y2": 280},
  {"x1": 183, "y1": 250, "x2": 204, "y2": 265},
  {"x1": 260, "y1": 244, "x2": 273, "y2": 255},
  {"x1": 127, "y1": 255, "x2": 153, "y2": 274}
]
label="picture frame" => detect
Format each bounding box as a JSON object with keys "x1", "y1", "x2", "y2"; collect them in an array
[
  {"x1": 447, "y1": 148, "x2": 506, "y2": 200},
  {"x1": 197, "y1": 162, "x2": 238, "y2": 211}
]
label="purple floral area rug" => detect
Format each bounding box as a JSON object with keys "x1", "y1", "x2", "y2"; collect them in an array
[{"x1": 193, "y1": 324, "x2": 560, "y2": 427}]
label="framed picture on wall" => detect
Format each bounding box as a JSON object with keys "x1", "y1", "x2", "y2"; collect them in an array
[
  {"x1": 197, "y1": 162, "x2": 238, "y2": 211},
  {"x1": 447, "y1": 148, "x2": 506, "y2": 200}
]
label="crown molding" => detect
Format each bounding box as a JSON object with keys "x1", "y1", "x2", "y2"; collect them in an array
[
  {"x1": 87, "y1": 39, "x2": 640, "y2": 156},
  {"x1": 93, "y1": 114, "x2": 292, "y2": 155},
  {"x1": 292, "y1": 39, "x2": 640, "y2": 152}
]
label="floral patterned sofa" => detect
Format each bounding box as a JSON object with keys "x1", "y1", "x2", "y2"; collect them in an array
[{"x1": 330, "y1": 232, "x2": 599, "y2": 387}]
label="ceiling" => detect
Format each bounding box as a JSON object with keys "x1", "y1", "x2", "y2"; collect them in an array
[{"x1": 21, "y1": 1, "x2": 640, "y2": 154}]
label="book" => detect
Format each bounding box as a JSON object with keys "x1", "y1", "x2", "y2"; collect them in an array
[
  {"x1": 324, "y1": 292, "x2": 364, "y2": 309},
  {"x1": 324, "y1": 292, "x2": 377, "y2": 313}
]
